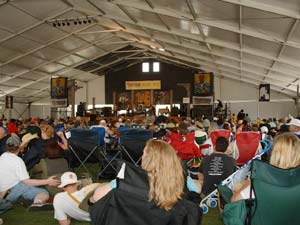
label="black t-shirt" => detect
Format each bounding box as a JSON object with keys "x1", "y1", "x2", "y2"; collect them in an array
[{"x1": 199, "y1": 153, "x2": 236, "y2": 195}]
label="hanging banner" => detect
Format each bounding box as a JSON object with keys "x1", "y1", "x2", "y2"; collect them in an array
[
  {"x1": 259, "y1": 84, "x2": 270, "y2": 102},
  {"x1": 194, "y1": 73, "x2": 214, "y2": 96},
  {"x1": 5, "y1": 96, "x2": 13, "y2": 109},
  {"x1": 125, "y1": 80, "x2": 161, "y2": 90},
  {"x1": 51, "y1": 77, "x2": 68, "y2": 99}
]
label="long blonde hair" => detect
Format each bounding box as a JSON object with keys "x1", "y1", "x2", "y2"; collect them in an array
[
  {"x1": 270, "y1": 133, "x2": 300, "y2": 169},
  {"x1": 141, "y1": 139, "x2": 184, "y2": 210}
]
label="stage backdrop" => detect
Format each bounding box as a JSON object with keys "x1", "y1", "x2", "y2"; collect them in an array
[{"x1": 105, "y1": 61, "x2": 200, "y2": 104}]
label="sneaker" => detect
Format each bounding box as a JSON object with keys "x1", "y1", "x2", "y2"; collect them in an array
[{"x1": 28, "y1": 203, "x2": 54, "y2": 212}]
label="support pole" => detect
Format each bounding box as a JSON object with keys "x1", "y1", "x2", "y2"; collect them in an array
[{"x1": 297, "y1": 84, "x2": 300, "y2": 117}]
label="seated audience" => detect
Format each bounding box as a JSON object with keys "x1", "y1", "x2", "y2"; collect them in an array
[
  {"x1": 198, "y1": 137, "x2": 236, "y2": 195},
  {"x1": 0, "y1": 136, "x2": 60, "y2": 210},
  {"x1": 231, "y1": 132, "x2": 300, "y2": 202}
]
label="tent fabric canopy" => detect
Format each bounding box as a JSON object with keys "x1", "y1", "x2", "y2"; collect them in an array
[{"x1": 0, "y1": 0, "x2": 299, "y2": 103}]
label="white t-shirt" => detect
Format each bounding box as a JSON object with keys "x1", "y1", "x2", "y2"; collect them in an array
[
  {"x1": 0, "y1": 152, "x2": 30, "y2": 192},
  {"x1": 53, "y1": 188, "x2": 91, "y2": 222}
]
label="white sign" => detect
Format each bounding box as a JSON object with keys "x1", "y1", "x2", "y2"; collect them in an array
[{"x1": 183, "y1": 97, "x2": 190, "y2": 104}]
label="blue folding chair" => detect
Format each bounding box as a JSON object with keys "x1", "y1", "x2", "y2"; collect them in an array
[
  {"x1": 119, "y1": 128, "x2": 153, "y2": 166},
  {"x1": 91, "y1": 127, "x2": 121, "y2": 179},
  {"x1": 66, "y1": 129, "x2": 100, "y2": 178}
]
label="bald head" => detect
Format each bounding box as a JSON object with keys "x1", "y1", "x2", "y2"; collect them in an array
[{"x1": 0, "y1": 127, "x2": 6, "y2": 139}]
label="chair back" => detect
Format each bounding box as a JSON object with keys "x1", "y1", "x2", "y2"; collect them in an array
[
  {"x1": 119, "y1": 129, "x2": 153, "y2": 164},
  {"x1": 91, "y1": 126, "x2": 106, "y2": 146},
  {"x1": 210, "y1": 130, "x2": 231, "y2": 147},
  {"x1": 169, "y1": 132, "x2": 200, "y2": 160},
  {"x1": 235, "y1": 132, "x2": 260, "y2": 166},
  {"x1": 251, "y1": 159, "x2": 300, "y2": 225},
  {"x1": 67, "y1": 129, "x2": 100, "y2": 168}
]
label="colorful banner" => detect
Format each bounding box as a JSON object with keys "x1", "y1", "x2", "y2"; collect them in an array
[
  {"x1": 194, "y1": 73, "x2": 214, "y2": 96},
  {"x1": 51, "y1": 77, "x2": 68, "y2": 99},
  {"x1": 125, "y1": 80, "x2": 161, "y2": 90}
]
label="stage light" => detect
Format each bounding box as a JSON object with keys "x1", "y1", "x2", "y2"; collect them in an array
[
  {"x1": 57, "y1": 22, "x2": 61, "y2": 27},
  {"x1": 53, "y1": 23, "x2": 56, "y2": 27},
  {"x1": 62, "y1": 22, "x2": 65, "y2": 26},
  {"x1": 67, "y1": 21, "x2": 70, "y2": 26},
  {"x1": 78, "y1": 20, "x2": 82, "y2": 25},
  {"x1": 74, "y1": 21, "x2": 77, "y2": 25},
  {"x1": 88, "y1": 19, "x2": 92, "y2": 23}
]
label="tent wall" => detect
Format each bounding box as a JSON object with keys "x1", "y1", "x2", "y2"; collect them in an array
[{"x1": 215, "y1": 77, "x2": 297, "y2": 120}]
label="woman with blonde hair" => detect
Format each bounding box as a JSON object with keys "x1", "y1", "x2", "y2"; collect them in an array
[
  {"x1": 93, "y1": 139, "x2": 185, "y2": 210},
  {"x1": 141, "y1": 139, "x2": 185, "y2": 210},
  {"x1": 89, "y1": 139, "x2": 201, "y2": 225},
  {"x1": 232, "y1": 132, "x2": 300, "y2": 202}
]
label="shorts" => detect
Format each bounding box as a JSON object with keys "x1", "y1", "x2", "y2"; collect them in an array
[{"x1": 5, "y1": 182, "x2": 49, "y2": 203}]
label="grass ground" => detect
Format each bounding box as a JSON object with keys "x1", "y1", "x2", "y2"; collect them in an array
[{"x1": 1, "y1": 205, "x2": 223, "y2": 225}]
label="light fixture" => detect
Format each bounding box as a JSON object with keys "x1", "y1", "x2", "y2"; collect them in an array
[
  {"x1": 159, "y1": 48, "x2": 165, "y2": 52},
  {"x1": 150, "y1": 45, "x2": 156, "y2": 49},
  {"x1": 49, "y1": 15, "x2": 97, "y2": 27}
]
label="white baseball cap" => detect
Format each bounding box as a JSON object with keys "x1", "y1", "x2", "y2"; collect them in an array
[
  {"x1": 287, "y1": 118, "x2": 300, "y2": 127},
  {"x1": 58, "y1": 172, "x2": 80, "y2": 188},
  {"x1": 260, "y1": 126, "x2": 269, "y2": 134}
]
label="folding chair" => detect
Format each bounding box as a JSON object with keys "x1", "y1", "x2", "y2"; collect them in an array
[
  {"x1": 220, "y1": 159, "x2": 300, "y2": 225},
  {"x1": 119, "y1": 128, "x2": 153, "y2": 166},
  {"x1": 210, "y1": 129, "x2": 231, "y2": 147},
  {"x1": 234, "y1": 132, "x2": 261, "y2": 166},
  {"x1": 66, "y1": 128, "x2": 100, "y2": 177},
  {"x1": 169, "y1": 132, "x2": 201, "y2": 160},
  {"x1": 90, "y1": 127, "x2": 122, "y2": 179}
]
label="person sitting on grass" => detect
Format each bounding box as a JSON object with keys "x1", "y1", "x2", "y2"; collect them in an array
[
  {"x1": 0, "y1": 135, "x2": 60, "y2": 211},
  {"x1": 53, "y1": 172, "x2": 99, "y2": 225}
]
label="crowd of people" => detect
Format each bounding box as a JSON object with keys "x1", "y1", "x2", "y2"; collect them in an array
[{"x1": 0, "y1": 109, "x2": 299, "y2": 225}]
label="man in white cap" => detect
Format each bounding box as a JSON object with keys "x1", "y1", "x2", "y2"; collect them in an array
[
  {"x1": 288, "y1": 118, "x2": 300, "y2": 138},
  {"x1": 0, "y1": 136, "x2": 59, "y2": 211},
  {"x1": 53, "y1": 172, "x2": 94, "y2": 225}
]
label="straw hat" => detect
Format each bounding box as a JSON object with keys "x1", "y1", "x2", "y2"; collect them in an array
[
  {"x1": 21, "y1": 133, "x2": 39, "y2": 148},
  {"x1": 79, "y1": 183, "x2": 103, "y2": 211}
]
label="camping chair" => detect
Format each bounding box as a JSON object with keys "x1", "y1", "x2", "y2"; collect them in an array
[
  {"x1": 220, "y1": 159, "x2": 300, "y2": 225},
  {"x1": 119, "y1": 128, "x2": 153, "y2": 166},
  {"x1": 66, "y1": 128, "x2": 100, "y2": 177},
  {"x1": 169, "y1": 132, "x2": 201, "y2": 160},
  {"x1": 234, "y1": 132, "x2": 261, "y2": 166},
  {"x1": 90, "y1": 127, "x2": 122, "y2": 179},
  {"x1": 210, "y1": 129, "x2": 231, "y2": 147}
]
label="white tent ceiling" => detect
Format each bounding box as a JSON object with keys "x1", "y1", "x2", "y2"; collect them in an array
[{"x1": 0, "y1": 0, "x2": 299, "y2": 103}]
